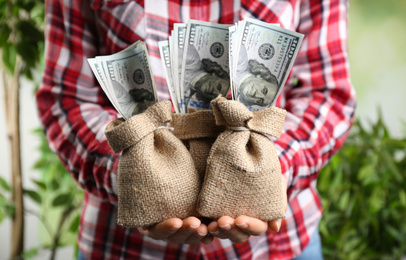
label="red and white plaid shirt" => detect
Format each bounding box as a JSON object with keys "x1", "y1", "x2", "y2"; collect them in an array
[{"x1": 37, "y1": 0, "x2": 356, "y2": 259}]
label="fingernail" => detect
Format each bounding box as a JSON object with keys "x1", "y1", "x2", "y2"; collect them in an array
[
  {"x1": 236, "y1": 222, "x2": 248, "y2": 229},
  {"x1": 190, "y1": 225, "x2": 200, "y2": 229},
  {"x1": 210, "y1": 230, "x2": 220, "y2": 235},
  {"x1": 169, "y1": 225, "x2": 182, "y2": 231},
  {"x1": 219, "y1": 224, "x2": 231, "y2": 231},
  {"x1": 276, "y1": 219, "x2": 282, "y2": 232},
  {"x1": 197, "y1": 231, "x2": 207, "y2": 236}
]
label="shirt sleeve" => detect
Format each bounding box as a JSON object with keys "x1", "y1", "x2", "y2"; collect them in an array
[
  {"x1": 36, "y1": 0, "x2": 119, "y2": 205},
  {"x1": 275, "y1": 0, "x2": 356, "y2": 197}
]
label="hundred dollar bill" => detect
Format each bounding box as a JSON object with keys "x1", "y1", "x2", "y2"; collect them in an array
[
  {"x1": 168, "y1": 34, "x2": 174, "y2": 82},
  {"x1": 168, "y1": 35, "x2": 181, "y2": 112},
  {"x1": 172, "y1": 23, "x2": 187, "y2": 112},
  {"x1": 180, "y1": 20, "x2": 231, "y2": 113},
  {"x1": 228, "y1": 25, "x2": 237, "y2": 100},
  {"x1": 88, "y1": 58, "x2": 113, "y2": 100},
  {"x1": 234, "y1": 18, "x2": 303, "y2": 111},
  {"x1": 158, "y1": 40, "x2": 180, "y2": 113},
  {"x1": 168, "y1": 35, "x2": 174, "y2": 84},
  {"x1": 99, "y1": 42, "x2": 158, "y2": 120},
  {"x1": 232, "y1": 21, "x2": 280, "y2": 99}
]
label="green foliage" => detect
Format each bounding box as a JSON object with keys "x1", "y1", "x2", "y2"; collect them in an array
[
  {"x1": 31, "y1": 128, "x2": 84, "y2": 250},
  {"x1": 1, "y1": 0, "x2": 78, "y2": 259},
  {"x1": 0, "y1": 0, "x2": 45, "y2": 78},
  {"x1": 21, "y1": 247, "x2": 39, "y2": 259},
  {"x1": 318, "y1": 114, "x2": 406, "y2": 259},
  {"x1": 0, "y1": 176, "x2": 15, "y2": 222},
  {"x1": 0, "y1": 129, "x2": 83, "y2": 259}
]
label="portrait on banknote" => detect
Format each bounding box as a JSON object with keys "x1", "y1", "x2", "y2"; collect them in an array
[
  {"x1": 181, "y1": 20, "x2": 231, "y2": 113},
  {"x1": 234, "y1": 18, "x2": 304, "y2": 111},
  {"x1": 235, "y1": 47, "x2": 279, "y2": 107},
  {"x1": 183, "y1": 45, "x2": 230, "y2": 110}
]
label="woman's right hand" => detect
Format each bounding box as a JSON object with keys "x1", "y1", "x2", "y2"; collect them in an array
[{"x1": 137, "y1": 217, "x2": 214, "y2": 245}]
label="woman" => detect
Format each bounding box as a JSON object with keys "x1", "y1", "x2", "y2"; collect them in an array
[{"x1": 37, "y1": 1, "x2": 356, "y2": 259}]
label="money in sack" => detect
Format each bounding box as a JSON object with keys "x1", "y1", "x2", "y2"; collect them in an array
[
  {"x1": 198, "y1": 97, "x2": 287, "y2": 221},
  {"x1": 105, "y1": 101, "x2": 200, "y2": 227}
]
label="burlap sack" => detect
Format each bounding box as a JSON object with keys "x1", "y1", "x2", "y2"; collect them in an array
[
  {"x1": 172, "y1": 111, "x2": 225, "y2": 183},
  {"x1": 105, "y1": 101, "x2": 200, "y2": 227},
  {"x1": 197, "y1": 97, "x2": 287, "y2": 221}
]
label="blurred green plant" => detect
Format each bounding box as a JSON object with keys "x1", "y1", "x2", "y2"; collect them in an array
[
  {"x1": 0, "y1": 2, "x2": 83, "y2": 258},
  {"x1": 0, "y1": 0, "x2": 46, "y2": 258},
  {"x1": 318, "y1": 113, "x2": 406, "y2": 259},
  {"x1": 0, "y1": 0, "x2": 45, "y2": 79},
  {"x1": 0, "y1": 129, "x2": 83, "y2": 260}
]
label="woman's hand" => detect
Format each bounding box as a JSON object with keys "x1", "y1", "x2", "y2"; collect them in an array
[
  {"x1": 138, "y1": 175, "x2": 287, "y2": 245},
  {"x1": 137, "y1": 217, "x2": 214, "y2": 245}
]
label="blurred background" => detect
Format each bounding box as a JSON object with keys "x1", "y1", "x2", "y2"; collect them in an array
[{"x1": 0, "y1": 0, "x2": 405, "y2": 259}]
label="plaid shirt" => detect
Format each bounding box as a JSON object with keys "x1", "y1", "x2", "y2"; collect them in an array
[{"x1": 37, "y1": 0, "x2": 356, "y2": 259}]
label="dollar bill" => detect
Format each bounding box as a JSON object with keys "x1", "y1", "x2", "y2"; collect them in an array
[
  {"x1": 158, "y1": 40, "x2": 180, "y2": 113},
  {"x1": 168, "y1": 35, "x2": 181, "y2": 112},
  {"x1": 88, "y1": 58, "x2": 112, "y2": 100},
  {"x1": 180, "y1": 20, "x2": 231, "y2": 113},
  {"x1": 172, "y1": 23, "x2": 187, "y2": 112},
  {"x1": 228, "y1": 25, "x2": 237, "y2": 100},
  {"x1": 233, "y1": 18, "x2": 303, "y2": 111},
  {"x1": 97, "y1": 42, "x2": 158, "y2": 120}
]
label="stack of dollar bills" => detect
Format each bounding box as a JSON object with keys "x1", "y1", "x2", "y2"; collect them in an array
[{"x1": 88, "y1": 18, "x2": 304, "y2": 119}]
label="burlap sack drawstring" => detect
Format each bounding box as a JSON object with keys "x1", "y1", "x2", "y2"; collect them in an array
[
  {"x1": 105, "y1": 101, "x2": 200, "y2": 227},
  {"x1": 228, "y1": 126, "x2": 250, "y2": 131},
  {"x1": 197, "y1": 97, "x2": 287, "y2": 221},
  {"x1": 157, "y1": 123, "x2": 174, "y2": 131}
]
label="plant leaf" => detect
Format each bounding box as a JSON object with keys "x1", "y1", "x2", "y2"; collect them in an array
[
  {"x1": 4, "y1": 203, "x2": 15, "y2": 217},
  {"x1": 52, "y1": 193, "x2": 73, "y2": 207},
  {"x1": 69, "y1": 214, "x2": 80, "y2": 233},
  {"x1": 21, "y1": 247, "x2": 39, "y2": 259},
  {"x1": 0, "y1": 24, "x2": 11, "y2": 47},
  {"x1": 16, "y1": 20, "x2": 44, "y2": 43},
  {"x1": 24, "y1": 189, "x2": 42, "y2": 204},
  {"x1": 2, "y1": 43, "x2": 17, "y2": 74},
  {"x1": 31, "y1": 179, "x2": 47, "y2": 191},
  {"x1": 0, "y1": 176, "x2": 11, "y2": 191},
  {"x1": 0, "y1": 209, "x2": 4, "y2": 223}
]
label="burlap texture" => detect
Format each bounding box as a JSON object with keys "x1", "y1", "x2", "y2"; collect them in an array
[
  {"x1": 197, "y1": 97, "x2": 287, "y2": 221},
  {"x1": 172, "y1": 111, "x2": 225, "y2": 182},
  {"x1": 105, "y1": 101, "x2": 200, "y2": 227}
]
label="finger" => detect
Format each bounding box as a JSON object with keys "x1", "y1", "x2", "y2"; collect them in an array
[
  {"x1": 166, "y1": 217, "x2": 201, "y2": 244},
  {"x1": 235, "y1": 216, "x2": 268, "y2": 236},
  {"x1": 208, "y1": 220, "x2": 222, "y2": 237},
  {"x1": 201, "y1": 234, "x2": 214, "y2": 245},
  {"x1": 208, "y1": 219, "x2": 230, "y2": 239},
  {"x1": 184, "y1": 223, "x2": 209, "y2": 244},
  {"x1": 281, "y1": 175, "x2": 288, "y2": 212},
  {"x1": 142, "y1": 218, "x2": 183, "y2": 240},
  {"x1": 217, "y1": 216, "x2": 250, "y2": 243},
  {"x1": 208, "y1": 218, "x2": 246, "y2": 240},
  {"x1": 267, "y1": 175, "x2": 287, "y2": 233},
  {"x1": 268, "y1": 219, "x2": 282, "y2": 232}
]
